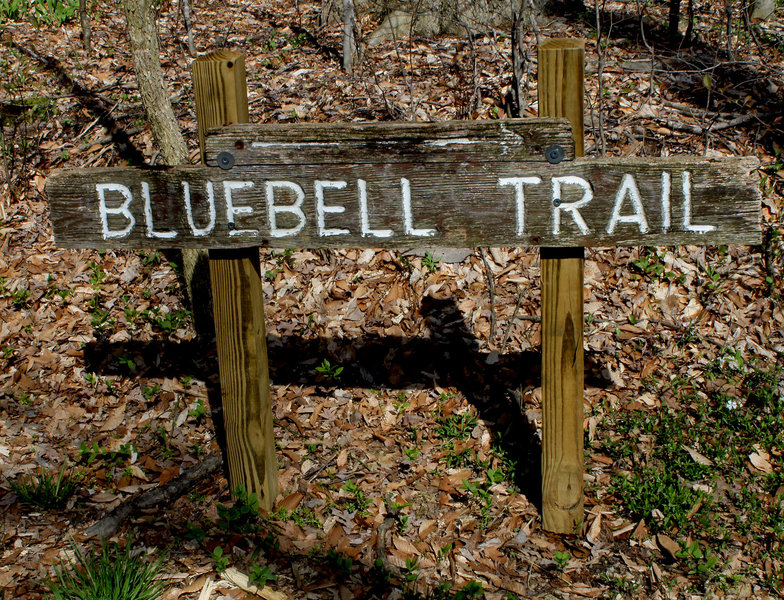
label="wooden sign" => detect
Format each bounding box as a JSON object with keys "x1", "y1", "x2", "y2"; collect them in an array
[{"x1": 46, "y1": 119, "x2": 761, "y2": 249}]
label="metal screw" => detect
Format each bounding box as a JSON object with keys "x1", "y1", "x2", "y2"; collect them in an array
[
  {"x1": 217, "y1": 151, "x2": 235, "y2": 170},
  {"x1": 553, "y1": 198, "x2": 562, "y2": 207},
  {"x1": 227, "y1": 222, "x2": 236, "y2": 231},
  {"x1": 544, "y1": 144, "x2": 565, "y2": 164}
]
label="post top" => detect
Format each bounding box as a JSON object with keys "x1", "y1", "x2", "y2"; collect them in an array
[
  {"x1": 193, "y1": 49, "x2": 244, "y2": 64},
  {"x1": 540, "y1": 38, "x2": 585, "y2": 51}
]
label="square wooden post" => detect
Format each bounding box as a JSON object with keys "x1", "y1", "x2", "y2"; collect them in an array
[
  {"x1": 538, "y1": 38, "x2": 585, "y2": 534},
  {"x1": 192, "y1": 51, "x2": 279, "y2": 508}
]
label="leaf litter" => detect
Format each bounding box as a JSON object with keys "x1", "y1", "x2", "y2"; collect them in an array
[{"x1": 1, "y1": 0, "x2": 784, "y2": 598}]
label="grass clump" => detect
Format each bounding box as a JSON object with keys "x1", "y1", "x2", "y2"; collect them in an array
[
  {"x1": 44, "y1": 539, "x2": 168, "y2": 600},
  {"x1": 7, "y1": 465, "x2": 81, "y2": 509}
]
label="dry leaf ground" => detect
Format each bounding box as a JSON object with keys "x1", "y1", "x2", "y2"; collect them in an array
[{"x1": 1, "y1": 0, "x2": 784, "y2": 598}]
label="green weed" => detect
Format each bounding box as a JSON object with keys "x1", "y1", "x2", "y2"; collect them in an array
[
  {"x1": 144, "y1": 307, "x2": 190, "y2": 336},
  {"x1": 341, "y1": 480, "x2": 371, "y2": 515},
  {"x1": 248, "y1": 564, "x2": 276, "y2": 587},
  {"x1": 30, "y1": 0, "x2": 78, "y2": 27},
  {"x1": 553, "y1": 550, "x2": 571, "y2": 570},
  {"x1": 315, "y1": 358, "x2": 343, "y2": 382},
  {"x1": 189, "y1": 399, "x2": 206, "y2": 421},
  {"x1": 676, "y1": 541, "x2": 721, "y2": 579},
  {"x1": 43, "y1": 539, "x2": 168, "y2": 600},
  {"x1": 7, "y1": 464, "x2": 81, "y2": 509},
  {"x1": 434, "y1": 411, "x2": 477, "y2": 441},
  {"x1": 211, "y1": 546, "x2": 229, "y2": 573},
  {"x1": 422, "y1": 252, "x2": 440, "y2": 274},
  {"x1": 216, "y1": 485, "x2": 260, "y2": 534}
]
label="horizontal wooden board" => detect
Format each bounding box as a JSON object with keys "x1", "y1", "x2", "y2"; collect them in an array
[
  {"x1": 203, "y1": 119, "x2": 576, "y2": 165},
  {"x1": 47, "y1": 156, "x2": 761, "y2": 248}
]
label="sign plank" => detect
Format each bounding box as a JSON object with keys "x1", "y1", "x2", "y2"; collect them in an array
[
  {"x1": 47, "y1": 156, "x2": 761, "y2": 249},
  {"x1": 203, "y1": 119, "x2": 576, "y2": 165}
]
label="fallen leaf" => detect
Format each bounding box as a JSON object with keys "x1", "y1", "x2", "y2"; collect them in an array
[
  {"x1": 749, "y1": 449, "x2": 773, "y2": 473},
  {"x1": 656, "y1": 534, "x2": 681, "y2": 561},
  {"x1": 682, "y1": 445, "x2": 714, "y2": 466}
]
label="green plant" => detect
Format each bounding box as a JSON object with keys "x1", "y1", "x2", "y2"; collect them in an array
[
  {"x1": 7, "y1": 464, "x2": 81, "y2": 509},
  {"x1": 0, "y1": 0, "x2": 25, "y2": 21},
  {"x1": 553, "y1": 550, "x2": 571, "y2": 570},
  {"x1": 276, "y1": 504, "x2": 322, "y2": 528},
  {"x1": 77, "y1": 441, "x2": 135, "y2": 467},
  {"x1": 341, "y1": 480, "x2": 370, "y2": 515},
  {"x1": 453, "y1": 580, "x2": 484, "y2": 599},
  {"x1": 143, "y1": 385, "x2": 161, "y2": 400},
  {"x1": 461, "y1": 479, "x2": 494, "y2": 529},
  {"x1": 315, "y1": 358, "x2": 343, "y2": 382},
  {"x1": 30, "y1": 0, "x2": 78, "y2": 26},
  {"x1": 403, "y1": 556, "x2": 420, "y2": 584},
  {"x1": 89, "y1": 307, "x2": 114, "y2": 331},
  {"x1": 700, "y1": 263, "x2": 721, "y2": 290},
  {"x1": 87, "y1": 261, "x2": 105, "y2": 287},
  {"x1": 43, "y1": 538, "x2": 168, "y2": 600},
  {"x1": 264, "y1": 267, "x2": 283, "y2": 280},
  {"x1": 422, "y1": 251, "x2": 440, "y2": 274},
  {"x1": 434, "y1": 410, "x2": 478, "y2": 441},
  {"x1": 216, "y1": 486, "x2": 260, "y2": 533},
  {"x1": 189, "y1": 399, "x2": 206, "y2": 421},
  {"x1": 676, "y1": 541, "x2": 721, "y2": 579},
  {"x1": 211, "y1": 546, "x2": 229, "y2": 573},
  {"x1": 139, "y1": 251, "x2": 164, "y2": 268},
  {"x1": 144, "y1": 307, "x2": 190, "y2": 335},
  {"x1": 183, "y1": 522, "x2": 206, "y2": 542},
  {"x1": 118, "y1": 355, "x2": 136, "y2": 371},
  {"x1": 11, "y1": 287, "x2": 30, "y2": 307},
  {"x1": 404, "y1": 447, "x2": 421, "y2": 460},
  {"x1": 630, "y1": 248, "x2": 680, "y2": 282},
  {"x1": 327, "y1": 550, "x2": 353, "y2": 578},
  {"x1": 248, "y1": 564, "x2": 276, "y2": 587}
]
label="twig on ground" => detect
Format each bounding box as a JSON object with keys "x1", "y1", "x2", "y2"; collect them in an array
[
  {"x1": 84, "y1": 453, "x2": 223, "y2": 538},
  {"x1": 500, "y1": 284, "x2": 528, "y2": 355},
  {"x1": 479, "y1": 248, "x2": 497, "y2": 343}
]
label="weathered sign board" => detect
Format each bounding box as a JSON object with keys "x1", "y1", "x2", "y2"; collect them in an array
[{"x1": 46, "y1": 119, "x2": 761, "y2": 249}]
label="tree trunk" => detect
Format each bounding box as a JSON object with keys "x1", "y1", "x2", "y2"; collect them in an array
[
  {"x1": 342, "y1": 0, "x2": 356, "y2": 74},
  {"x1": 668, "y1": 0, "x2": 682, "y2": 41},
  {"x1": 121, "y1": 0, "x2": 212, "y2": 338},
  {"x1": 79, "y1": 0, "x2": 91, "y2": 52},
  {"x1": 121, "y1": 0, "x2": 188, "y2": 165}
]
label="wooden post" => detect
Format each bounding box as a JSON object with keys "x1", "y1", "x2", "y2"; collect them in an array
[
  {"x1": 538, "y1": 38, "x2": 585, "y2": 534},
  {"x1": 191, "y1": 51, "x2": 279, "y2": 507}
]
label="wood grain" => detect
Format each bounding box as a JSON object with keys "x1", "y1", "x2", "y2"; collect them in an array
[
  {"x1": 205, "y1": 119, "x2": 575, "y2": 165},
  {"x1": 193, "y1": 51, "x2": 279, "y2": 508},
  {"x1": 46, "y1": 156, "x2": 761, "y2": 249},
  {"x1": 539, "y1": 38, "x2": 586, "y2": 534}
]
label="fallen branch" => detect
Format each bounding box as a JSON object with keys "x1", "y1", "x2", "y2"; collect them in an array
[{"x1": 85, "y1": 453, "x2": 222, "y2": 538}]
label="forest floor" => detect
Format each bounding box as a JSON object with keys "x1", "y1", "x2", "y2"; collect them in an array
[{"x1": 1, "y1": 0, "x2": 784, "y2": 598}]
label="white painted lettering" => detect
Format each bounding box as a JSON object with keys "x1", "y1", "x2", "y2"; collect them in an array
[
  {"x1": 142, "y1": 182, "x2": 177, "y2": 239},
  {"x1": 681, "y1": 171, "x2": 715, "y2": 233},
  {"x1": 401, "y1": 178, "x2": 436, "y2": 237},
  {"x1": 606, "y1": 174, "x2": 649, "y2": 234},
  {"x1": 315, "y1": 180, "x2": 350, "y2": 237},
  {"x1": 498, "y1": 176, "x2": 542, "y2": 236},
  {"x1": 266, "y1": 181, "x2": 306, "y2": 238},
  {"x1": 96, "y1": 183, "x2": 135, "y2": 240},
  {"x1": 182, "y1": 181, "x2": 216, "y2": 237},
  {"x1": 358, "y1": 179, "x2": 393, "y2": 238},
  {"x1": 224, "y1": 181, "x2": 258, "y2": 237},
  {"x1": 551, "y1": 176, "x2": 592, "y2": 235},
  {"x1": 661, "y1": 171, "x2": 671, "y2": 233}
]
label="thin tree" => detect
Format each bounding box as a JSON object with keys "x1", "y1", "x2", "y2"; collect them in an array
[{"x1": 120, "y1": 0, "x2": 211, "y2": 334}]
